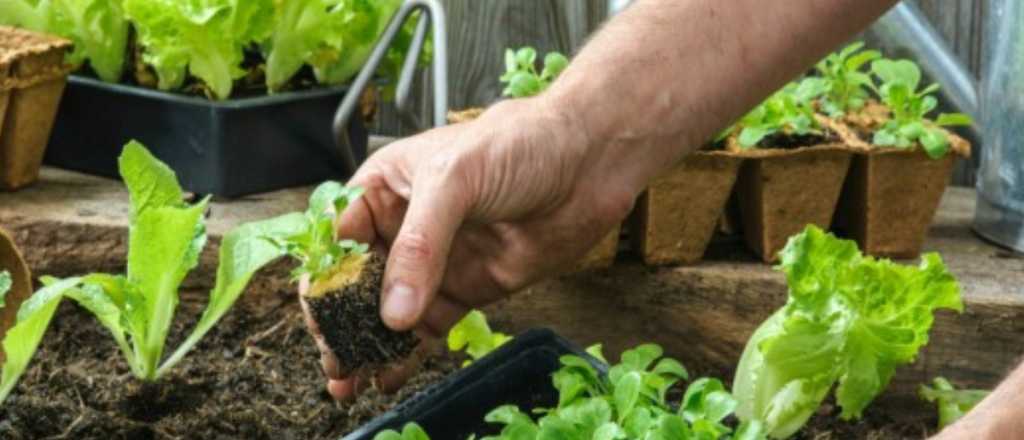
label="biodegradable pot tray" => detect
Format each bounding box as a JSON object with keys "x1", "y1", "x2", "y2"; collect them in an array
[
  {"x1": 0, "y1": 27, "x2": 72, "y2": 191},
  {"x1": 734, "y1": 145, "x2": 852, "y2": 263},
  {"x1": 632, "y1": 151, "x2": 742, "y2": 265},
  {"x1": 447, "y1": 108, "x2": 621, "y2": 270},
  {"x1": 44, "y1": 76, "x2": 369, "y2": 197},
  {"x1": 0, "y1": 227, "x2": 32, "y2": 365},
  {"x1": 344, "y1": 328, "x2": 602, "y2": 440},
  {"x1": 834, "y1": 131, "x2": 970, "y2": 259}
]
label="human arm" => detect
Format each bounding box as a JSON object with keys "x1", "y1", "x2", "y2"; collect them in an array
[{"x1": 308, "y1": 0, "x2": 900, "y2": 400}]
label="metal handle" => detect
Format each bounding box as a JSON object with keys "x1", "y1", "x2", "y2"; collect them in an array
[{"x1": 333, "y1": 0, "x2": 449, "y2": 174}]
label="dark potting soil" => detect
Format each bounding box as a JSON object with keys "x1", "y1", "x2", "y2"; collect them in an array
[
  {"x1": 757, "y1": 130, "x2": 838, "y2": 150},
  {"x1": 0, "y1": 289, "x2": 936, "y2": 440},
  {"x1": 306, "y1": 252, "x2": 419, "y2": 373},
  {"x1": 0, "y1": 292, "x2": 457, "y2": 440}
]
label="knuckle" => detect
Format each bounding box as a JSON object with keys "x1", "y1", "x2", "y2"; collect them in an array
[{"x1": 393, "y1": 228, "x2": 434, "y2": 263}]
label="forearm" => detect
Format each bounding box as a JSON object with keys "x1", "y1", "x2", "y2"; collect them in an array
[
  {"x1": 935, "y1": 363, "x2": 1024, "y2": 438},
  {"x1": 542, "y1": 0, "x2": 898, "y2": 195}
]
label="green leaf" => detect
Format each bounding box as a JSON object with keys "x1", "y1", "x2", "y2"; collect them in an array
[
  {"x1": 733, "y1": 226, "x2": 963, "y2": 437},
  {"x1": 128, "y1": 201, "x2": 209, "y2": 379},
  {"x1": 652, "y1": 358, "x2": 688, "y2": 380},
  {"x1": 738, "y1": 126, "x2": 769, "y2": 148},
  {"x1": 592, "y1": 422, "x2": 626, "y2": 440},
  {"x1": 118, "y1": 140, "x2": 184, "y2": 221},
  {"x1": 447, "y1": 309, "x2": 510, "y2": 365},
  {"x1": 1, "y1": 277, "x2": 82, "y2": 403},
  {"x1": 920, "y1": 128, "x2": 951, "y2": 159},
  {"x1": 614, "y1": 371, "x2": 642, "y2": 424},
  {"x1": 504, "y1": 71, "x2": 543, "y2": 98},
  {"x1": 872, "y1": 59, "x2": 921, "y2": 91},
  {"x1": 936, "y1": 113, "x2": 974, "y2": 127},
  {"x1": 157, "y1": 212, "x2": 307, "y2": 377},
  {"x1": 919, "y1": 377, "x2": 989, "y2": 429},
  {"x1": 0, "y1": 271, "x2": 11, "y2": 308},
  {"x1": 541, "y1": 52, "x2": 570, "y2": 80},
  {"x1": 585, "y1": 344, "x2": 607, "y2": 364},
  {"x1": 515, "y1": 47, "x2": 537, "y2": 70},
  {"x1": 733, "y1": 420, "x2": 768, "y2": 440}
]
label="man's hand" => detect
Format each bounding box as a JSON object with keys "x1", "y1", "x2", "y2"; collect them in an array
[{"x1": 302, "y1": 97, "x2": 637, "y2": 400}]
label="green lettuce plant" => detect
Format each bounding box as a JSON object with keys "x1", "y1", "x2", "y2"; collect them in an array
[
  {"x1": 500, "y1": 47, "x2": 570, "y2": 98},
  {"x1": 919, "y1": 377, "x2": 989, "y2": 430},
  {"x1": 870, "y1": 59, "x2": 973, "y2": 159},
  {"x1": 376, "y1": 344, "x2": 766, "y2": 440},
  {"x1": 734, "y1": 77, "x2": 829, "y2": 148},
  {"x1": 0, "y1": 141, "x2": 311, "y2": 394},
  {"x1": 732, "y1": 225, "x2": 963, "y2": 438},
  {"x1": 813, "y1": 42, "x2": 881, "y2": 117},
  {"x1": 447, "y1": 310, "x2": 511, "y2": 367},
  {"x1": 0, "y1": 271, "x2": 10, "y2": 306},
  {"x1": 0, "y1": 0, "x2": 130, "y2": 82}
]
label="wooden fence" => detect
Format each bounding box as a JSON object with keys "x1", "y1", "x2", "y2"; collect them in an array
[{"x1": 372, "y1": 0, "x2": 983, "y2": 185}]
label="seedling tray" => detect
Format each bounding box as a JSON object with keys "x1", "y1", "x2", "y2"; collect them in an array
[
  {"x1": 44, "y1": 76, "x2": 369, "y2": 197},
  {"x1": 343, "y1": 328, "x2": 604, "y2": 440}
]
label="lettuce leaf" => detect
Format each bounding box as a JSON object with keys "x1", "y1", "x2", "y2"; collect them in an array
[
  {"x1": 0, "y1": 277, "x2": 83, "y2": 404},
  {"x1": 0, "y1": 271, "x2": 11, "y2": 308},
  {"x1": 733, "y1": 226, "x2": 962, "y2": 438},
  {"x1": 0, "y1": 0, "x2": 129, "y2": 82},
  {"x1": 123, "y1": 0, "x2": 274, "y2": 99},
  {"x1": 919, "y1": 377, "x2": 988, "y2": 429}
]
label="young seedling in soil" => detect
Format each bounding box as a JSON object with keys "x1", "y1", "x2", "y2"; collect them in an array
[
  {"x1": 733, "y1": 225, "x2": 963, "y2": 438},
  {"x1": 813, "y1": 42, "x2": 881, "y2": 117},
  {"x1": 870, "y1": 59, "x2": 973, "y2": 159},
  {"x1": 919, "y1": 377, "x2": 989, "y2": 430},
  {"x1": 1, "y1": 140, "x2": 315, "y2": 398},
  {"x1": 446, "y1": 309, "x2": 511, "y2": 367},
  {"x1": 265, "y1": 182, "x2": 419, "y2": 372},
  {"x1": 500, "y1": 46, "x2": 569, "y2": 98},
  {"x1": 0, "y1": 272, "x2": 9, "y2": 306},
  {"x1": 376, "y1": 344, "x2": 768, "y2": 440},
  {"x1": 733, "y1": 77, "x2": 832, "y2": 149}
]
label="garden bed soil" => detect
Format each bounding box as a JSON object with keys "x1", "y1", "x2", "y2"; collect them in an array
[
  {"x1": 631, "y1": 151, "x2": 741, "y2": 265},
  {"x1": 0, "y1": 289, "x2": 941, "y2": 439},
  {"x1": 729, "y1": 137, "x2": 852, "y2": 263},
  {"x1": 833, "y1": 110, "x2": 971, "y2": 258},
  {"x1": 0, "y1": 26, "x2": 71, "y2": 190},
  {"x1": 0, "y1": 291, "x2": 457, "y2": 440}
]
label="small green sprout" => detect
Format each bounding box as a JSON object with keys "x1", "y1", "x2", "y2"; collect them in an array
[{"x1": 500, "y1": 47, "x2": 569, "y2": 98}]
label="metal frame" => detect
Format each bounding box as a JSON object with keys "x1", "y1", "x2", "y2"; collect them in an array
[{"x1": 332, "y1": 0, "x2": 448, "y2": 174}]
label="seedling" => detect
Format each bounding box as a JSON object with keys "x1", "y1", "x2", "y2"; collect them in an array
[
  {"x1": 0, "y1": 141, "x2": 312, "y2": 397},
  {"x1": 500, "y1": 47, "x2": 569, "y2": 98},
  {"x1": 814, "y1": 42, "x2": 881, "y2": 117},
  {"x1": 919, "y1": 377, "x2": 989, "y2": 430},
  {"x1": 375, "y1": 344, "x2": 767, "y2": 440},
  {"x1": 870, "y1": 59, "x2": 973, "y2": 159},
  {"x1": 733, "y1": 225, "x2": 963, "y2": 438},
  {"x1": 734, "y1": 77, "x2": 829, "y2": 148},
  {"x1": 447, "y1": 310, "x2": 511, "y2": 367},
  {"x1": 264, "y1": 182, "x2": 419, "y2": 371}
]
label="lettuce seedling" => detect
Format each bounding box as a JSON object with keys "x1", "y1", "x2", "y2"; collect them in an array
[
  {"x1": 500, "y1": 47, "x2": 570, "y2": 98},
  {"x1": 735, "y1": 77, "x2": 829, "y2": 148},
  {"x1": 870, "y1": 59, "x2": 973, "y2": 159},
  {"x1": 447, "y1": 310, "x2": 511, "y2": 367},
  {"x1": 919, "y1": 377, "x2": 989, "y2": 430},
  {"x1": 377, "y1": 344, "x2": 767, "y2": 440},
  {"x1": 0, "y1": 141, "x2": 308, "y2": 389},
  {"x1": 0, "y1": 0, "x2": 130, "y2": 82},
  {"x1": 814, "y1": 42, "x2": 881, "y2": 117},
  {"x1": 733, "y1": 225, "x2": 963, "y2": 438}
]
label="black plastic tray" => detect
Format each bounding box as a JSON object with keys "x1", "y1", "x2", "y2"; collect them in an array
[
  {"x1": 343, "y1": 328, "x2": 605, "y2": 440},
  {"x1": 44, "y1": 76, "x2": 368, "y2": 197}
]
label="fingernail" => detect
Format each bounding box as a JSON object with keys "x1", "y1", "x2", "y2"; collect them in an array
[{"x1": 382, "y1": 283, "x2": 418, "y2": 328}]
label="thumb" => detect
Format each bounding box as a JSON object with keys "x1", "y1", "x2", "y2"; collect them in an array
[{"x1": 381, "y1": 171, "x2": 469, "y2": 331}]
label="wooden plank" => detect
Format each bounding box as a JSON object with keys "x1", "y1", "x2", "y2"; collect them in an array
[{"x1": 1, "y1": 165, "x2": 1020, "y2": 418}]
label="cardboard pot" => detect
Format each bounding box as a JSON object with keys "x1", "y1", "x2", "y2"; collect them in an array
[
  {"x1": 631, "y1": 151, "x2": 742, "y2": 265},
  {"x1": 733, "y1": 144, "x2": 852, "y2": 263},
  {"x1": 0, "y1": 27, "x2": 72, "y2": 190},
  {"x1": 447, "y1": 108, "x2": 621, "y2": 270},
  {"x1": 0, "y1": 227, "x2": 32, "y2": 365},
  {"x1": 834, "y1": 130, "x2": 970, "y2": 259}
]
